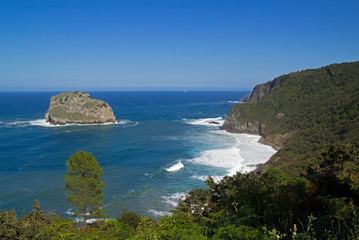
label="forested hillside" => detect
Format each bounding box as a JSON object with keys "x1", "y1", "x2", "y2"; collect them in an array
[{"x1": 222, "y1": 61, "x2": 359, "y2": 176}]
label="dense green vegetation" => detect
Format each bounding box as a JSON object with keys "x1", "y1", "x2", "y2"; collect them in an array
[
  {"x1": 1, "y1": 145, "x2": 359, "y2": 239},
  {"x1": 65, "y1": 151, "x2": 106, "y2": 228},
  {"x1": 49, "y1": 107, "x2": 98, "y2": 121},
  {"x1": 225, "y1": 61, "x2": 359, "y2": 176}
]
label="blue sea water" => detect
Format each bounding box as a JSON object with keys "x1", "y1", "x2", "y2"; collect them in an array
[{"x1": 0, "y1": 91, "x2": 276, "y2": 219}]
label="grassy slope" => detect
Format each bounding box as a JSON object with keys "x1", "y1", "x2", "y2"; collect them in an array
[{"x1": 227, "y1": 61, "x2": 359, "y2": 176}]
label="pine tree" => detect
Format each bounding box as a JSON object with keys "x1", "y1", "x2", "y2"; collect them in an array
[{"x1": 64, "y1": 151, "x2": 105, "y2": 227}]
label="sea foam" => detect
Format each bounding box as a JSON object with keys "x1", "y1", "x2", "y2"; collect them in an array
[
  {"x1": 65, "y1": 209, "x2": 75, "y2": 216},
  {"x1": 187, "y1": 131, "x2": 277, "y2": 181},
  {"x1": 29, "y1": 119, "x2": 122, "y2": 127},
  {"x1": 1, "y1": 119, "x2": 138, "y2": 128},
  {"x1": 161, "y1": 192, "x2": 186, "y2": 207},
  {"x1": 165, "y1": 161, "x2": 184, "y2": 172},
  {"x1": 188, "y1": 147, "x2": 243, "y2": 179},
  {"x1": 184, "y1": 117, "x2": 224, "y2": 127},
  {"x1": 148, "y1": 209, "x2": 169, "y2": 217},
  {"x1": 191, "y1": 174, "x2": 223, "y2": 182},
  {"x1": 147, "y1": 192, "x2": 186, "y2": 217}
]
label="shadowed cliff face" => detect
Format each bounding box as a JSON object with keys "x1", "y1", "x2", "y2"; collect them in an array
[
  {"x1": 45, "y1": 91, "x2": 116, "y2": 125},
  {"x1": 223, "y1": 75, "x2": 286, "y2": 142},
  {"x1": 221, "y1": 111, "x2": 261, "y2": 135},
  {"x1": 241, "y1": 77, "x2": 285, "y2": 103},
  {"x1": 222, "y1": 61, "x2": 359, "y2": 176}
]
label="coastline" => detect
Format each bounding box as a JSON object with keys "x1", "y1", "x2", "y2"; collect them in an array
[
  {"x1": 0, "y1": 91, "x2": 265, "y2": 218},
  {"x1": 220, "y1": 127, "x2": 279, "y2": 176},
  {"x1": 258, "y1": 137, "x2": 281, "y2": 151},
  {"x1": 184, "y1": 117, "x2": 277, "y2": 180},
  {"x1": 217, "y1": 129, "x2": 277, "y2": 176}
]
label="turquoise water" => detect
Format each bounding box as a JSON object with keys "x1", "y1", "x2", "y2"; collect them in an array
[{"x1": 0, "y1": 91, "x2": 276, "y2": 219}]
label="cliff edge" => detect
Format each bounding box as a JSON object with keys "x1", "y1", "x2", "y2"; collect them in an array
[
  {"x1": 222, "y1": 61, "x2": 359, "y2": 176},
  {"x1": 45, "y1": 91, "x2": 116, "y2": 125}
]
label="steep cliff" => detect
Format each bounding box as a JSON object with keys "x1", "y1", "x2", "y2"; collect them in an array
[
  {"x1": 248, "y1": 78, "x2": 283, "y2": 103},
  {"x1": 45, "y1": 91, "x2": 116, "y2": 125},
  {"x1": 239, "y1": 93, "x2": 251, "y2": 102},
  {"x1": 223, "y1": 61, "x2": 359, "y2": 176}
]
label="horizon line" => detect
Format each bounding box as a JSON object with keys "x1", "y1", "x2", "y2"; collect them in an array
[{"x1": 0, "y1": 88, "x2": 252, "y2": 92}]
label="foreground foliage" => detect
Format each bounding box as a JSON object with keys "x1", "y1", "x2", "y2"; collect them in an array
[
  {"x1": 65, "y1": 151, "x2": 105, "y2": 228},
  {"x1": 1, "y1": 145, "x2": 358, "y2": 239}
]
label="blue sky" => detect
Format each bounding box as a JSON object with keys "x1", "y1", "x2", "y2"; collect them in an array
[{"x1": 1, "y1": 0, "x2": 358, "y2": 91}]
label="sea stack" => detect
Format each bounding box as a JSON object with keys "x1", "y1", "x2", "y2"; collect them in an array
[{"x1": 45, "y1": 91, "x2": 116, "y2": 125}]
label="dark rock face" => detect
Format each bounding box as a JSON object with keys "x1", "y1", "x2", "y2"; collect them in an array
[
  {"x1": 221, "y1": 111, "x2": 262, "y2": 135},
  {"x1": 45, "y1": 91, "x2": 116, "y2": 125},
  {"x1": 222, "y1": 75, "x2": 286, "y2": 136},
  {"x1": 245, "y1": 77, "x2": 285, "y2": 104},
  {"x1": 240, "y1": 93, "x2": 251, "y2": 102}
]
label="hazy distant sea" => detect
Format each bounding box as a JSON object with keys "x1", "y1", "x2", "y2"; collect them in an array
[{"x1": 0, "y1": 91, "x2": 276, "y2": 219}]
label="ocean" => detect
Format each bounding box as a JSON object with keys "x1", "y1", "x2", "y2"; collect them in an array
[{"x1": 0, "y1": 91, "x2": 276, "y2": 220}]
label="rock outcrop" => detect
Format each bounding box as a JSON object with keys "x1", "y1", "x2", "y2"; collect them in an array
[
  {"x1": 222, "y1": 61, "x2": 359, "y2": 176},
  {"x1": 243, "y1": 77, "x2": 285, "y2": 104},
  {"x1": 45, "y1": 91, "x2": 116, "y2": 125},
  {"x1": 239, "y1": 93, "x2": 251, "y2": 102},
  {"x1": 222, "y1": 113, "x2": 262, "y2": 135},
  {"x1": 222, "y1": 73, "x2": 288, "y2": 143}
]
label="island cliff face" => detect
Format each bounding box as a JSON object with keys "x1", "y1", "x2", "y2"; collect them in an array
[
  {"x1": 45, "y1": 91, "x2": 116, "y2": 125},
  {"x1": 222, "y1": 61, "x2": 359, "y2": 176}
]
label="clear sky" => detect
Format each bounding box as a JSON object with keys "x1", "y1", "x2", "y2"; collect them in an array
[{"x1": 1, "y1": 0, "x2": 358, "y2": 91}]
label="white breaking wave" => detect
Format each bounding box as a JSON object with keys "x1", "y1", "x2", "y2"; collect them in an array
[
  {"x1": 188, "y1": 147, "x2": 244, "y2": 177},
  {"x1": 8, "y1": 121, "x2": 26, "y2": 126},
  {"x1": 111, "y1": 119, "x2": 138, "y2": 127},
  {"x1": 148, "y1": 209, "x2": 169, "y2": 217},
  {"x1": 74, "y1": 218, "x2": 103, "y2": 224},
  {"x1": 188, "y1": 147, "x2": 242, "y2": 169},
  {"x1": 161, "y1": 192, "x2": 186, "y2": 207},
  {"x1": 29, "y1": 119, "x2": 55, "y2": 127},
  {"x1": 65, "y1": 209, "x2": 75, "y2": 215},
  {"x1": 125, "y1": 121, "x2": 139, "y2": 128},
  {"x1": 191, "y1": 174, "x2": 222, "y2": 182},
  {"x1": 184, "y1": 117, "x2": 224, "y2": 127},
  {"x1": 191, "y1": 174, "x2": 208, "y2": 181},
  {"x1": 187, "y1": 131, "x2": 277, "y2": 181},
  {"x1": 86, "y1": 218, "x2": 101, "y2": 224},
  {"x1": 29, "y1": 119, "x2": 122, "y2": 127},
  {"x1": 165, "y1": 160, "x2": 184, "y2": 172},
  {"x1": 225, "y1": 133, "x2": 277, "y2": 171},
  {"x1": 2, "y1": 119, "x2": 138, "y2": 128},
  {"x1": 228, "y1": 100, "x2": 241, "y2": 103},
  {"x1": 147, "y1": 192, "x2": 186, "y2": 217}
]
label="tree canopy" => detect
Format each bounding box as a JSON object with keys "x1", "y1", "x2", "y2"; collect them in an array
[{"x1": 64, "y1": 151, "x2": 105, "y2": 228}]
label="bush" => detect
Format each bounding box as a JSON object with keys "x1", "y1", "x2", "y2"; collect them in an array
[{"x1": 117, "y1": 209, "x2": 142, "y2": 232}]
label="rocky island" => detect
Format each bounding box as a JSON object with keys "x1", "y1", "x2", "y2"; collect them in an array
[{"x1": 45, "y1": 91, "x2": 117, "y2": 125}]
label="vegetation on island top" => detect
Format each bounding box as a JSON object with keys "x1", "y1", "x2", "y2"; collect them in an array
[{"x1": 223, "y1": 61, "x2": 359, "y2": 176}]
